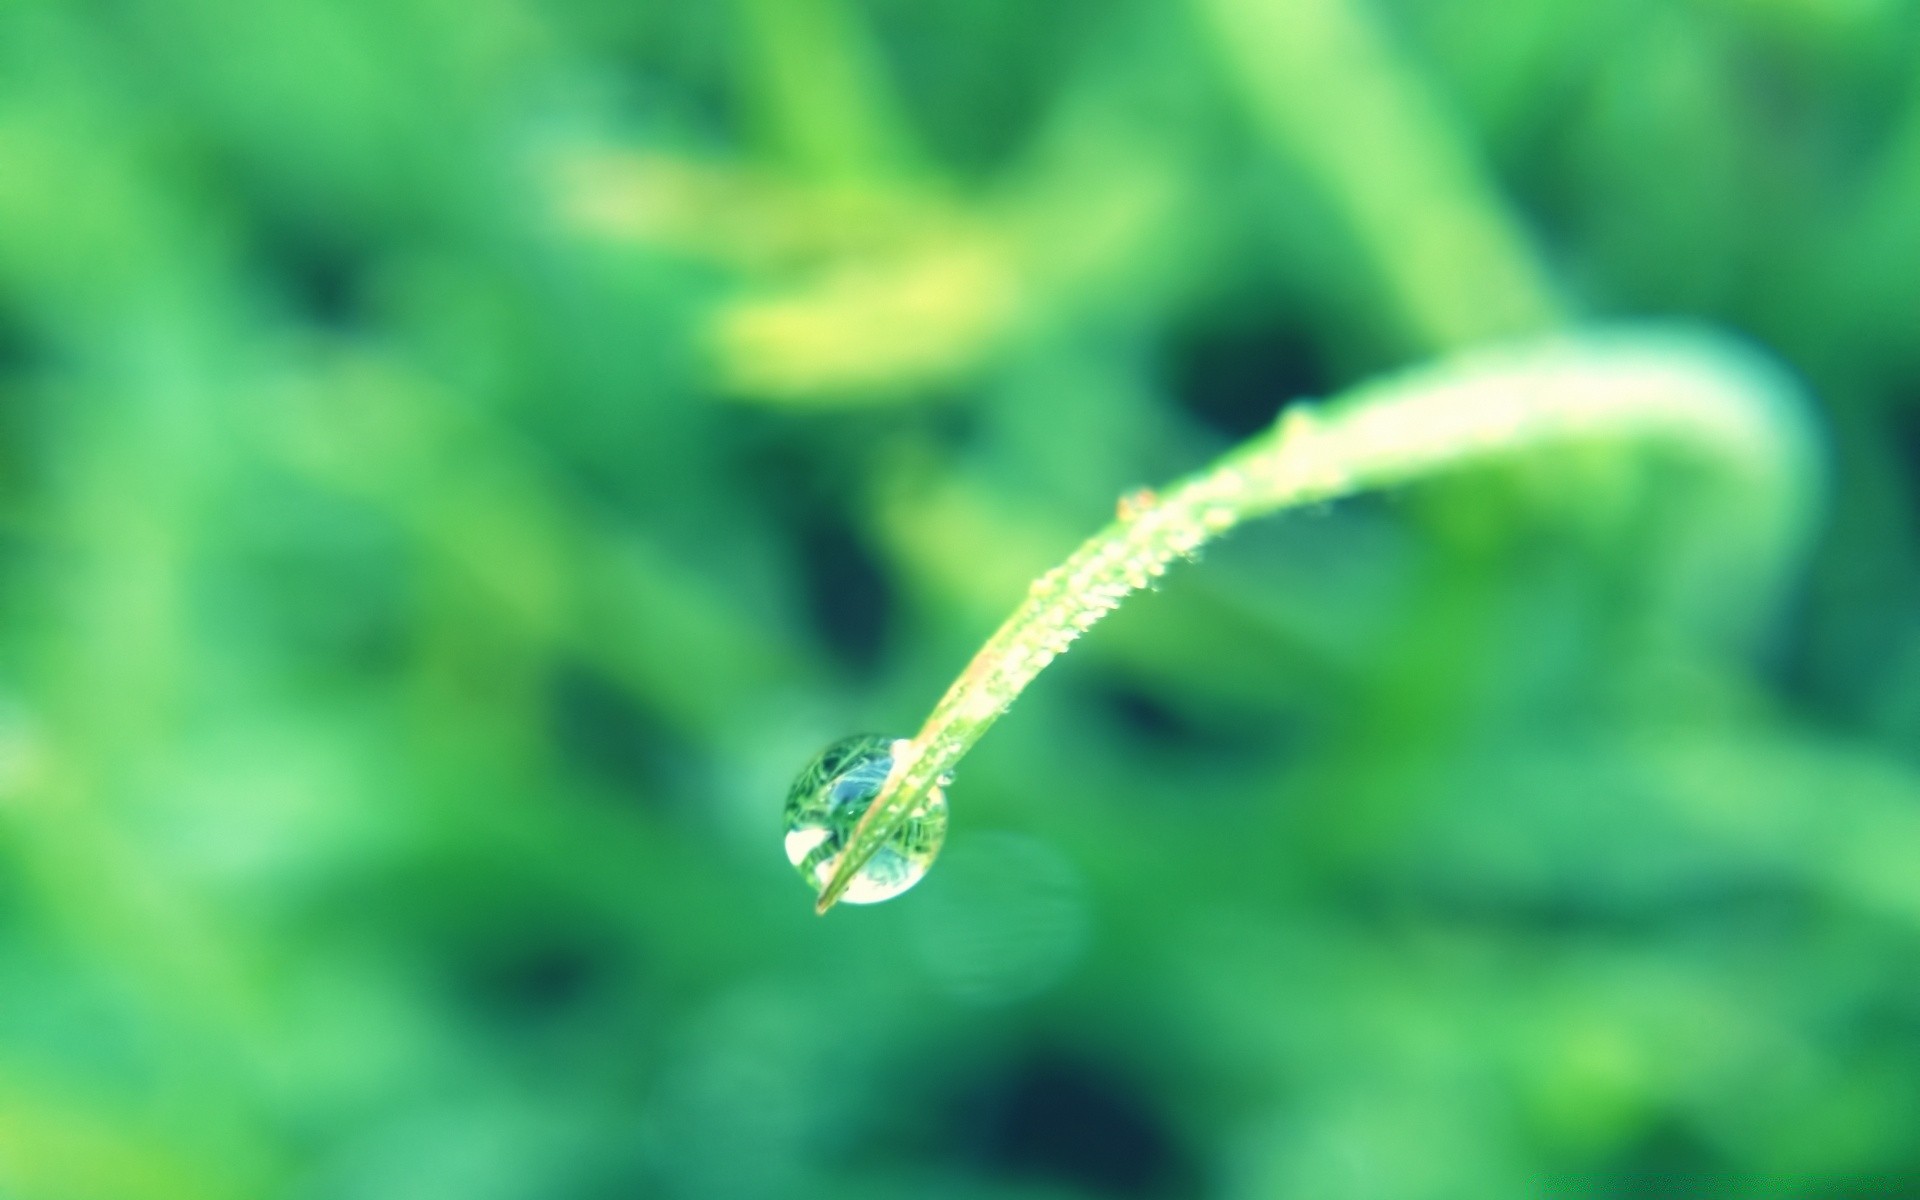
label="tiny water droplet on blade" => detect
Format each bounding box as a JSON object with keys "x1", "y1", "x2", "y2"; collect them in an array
[
  {"x1": 783, "y1": 733, "x2": 949, "y2": 905},
  {"x1": 1116, "y1": 487, "x2": 1159, "y2": 521}
]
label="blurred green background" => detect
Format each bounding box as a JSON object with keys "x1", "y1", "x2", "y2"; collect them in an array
[{"x1": 2, "y1": 0, "x2": 1919, "y2": 1195}]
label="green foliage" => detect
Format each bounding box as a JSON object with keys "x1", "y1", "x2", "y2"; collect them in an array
[{"x1": 0, "y1": 0, "x2": 1917, "y2": 1196}]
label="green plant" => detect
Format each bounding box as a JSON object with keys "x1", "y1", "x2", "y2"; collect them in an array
[{"x1": 799, "y1": 326, "x2": 1821, "y2": 912}]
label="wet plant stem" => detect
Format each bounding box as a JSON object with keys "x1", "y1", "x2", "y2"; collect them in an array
[{"x1": 815, "y1": 328, "x2": 1819, "y2": 912}]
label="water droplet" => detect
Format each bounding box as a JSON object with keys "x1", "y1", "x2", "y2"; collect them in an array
[
  {"x1": 783, "y1": 733, "x2": 949, "y2": 905},
  {"x1": 1116, "y1": 488, "x2": 1159, "y2": 521}
]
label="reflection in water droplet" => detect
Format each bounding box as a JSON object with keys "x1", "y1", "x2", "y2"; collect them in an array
[{"x1": 783, "y1": 733, "x2": 948, "y2": 905}]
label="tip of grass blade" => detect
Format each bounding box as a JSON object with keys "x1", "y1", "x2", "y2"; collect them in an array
[
  {"x1": 812, "y1": 839, "x2": 863, "y2": 914},
  {"x1": 812, "y1": 747, "x2": 922, "y2": 915}
]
